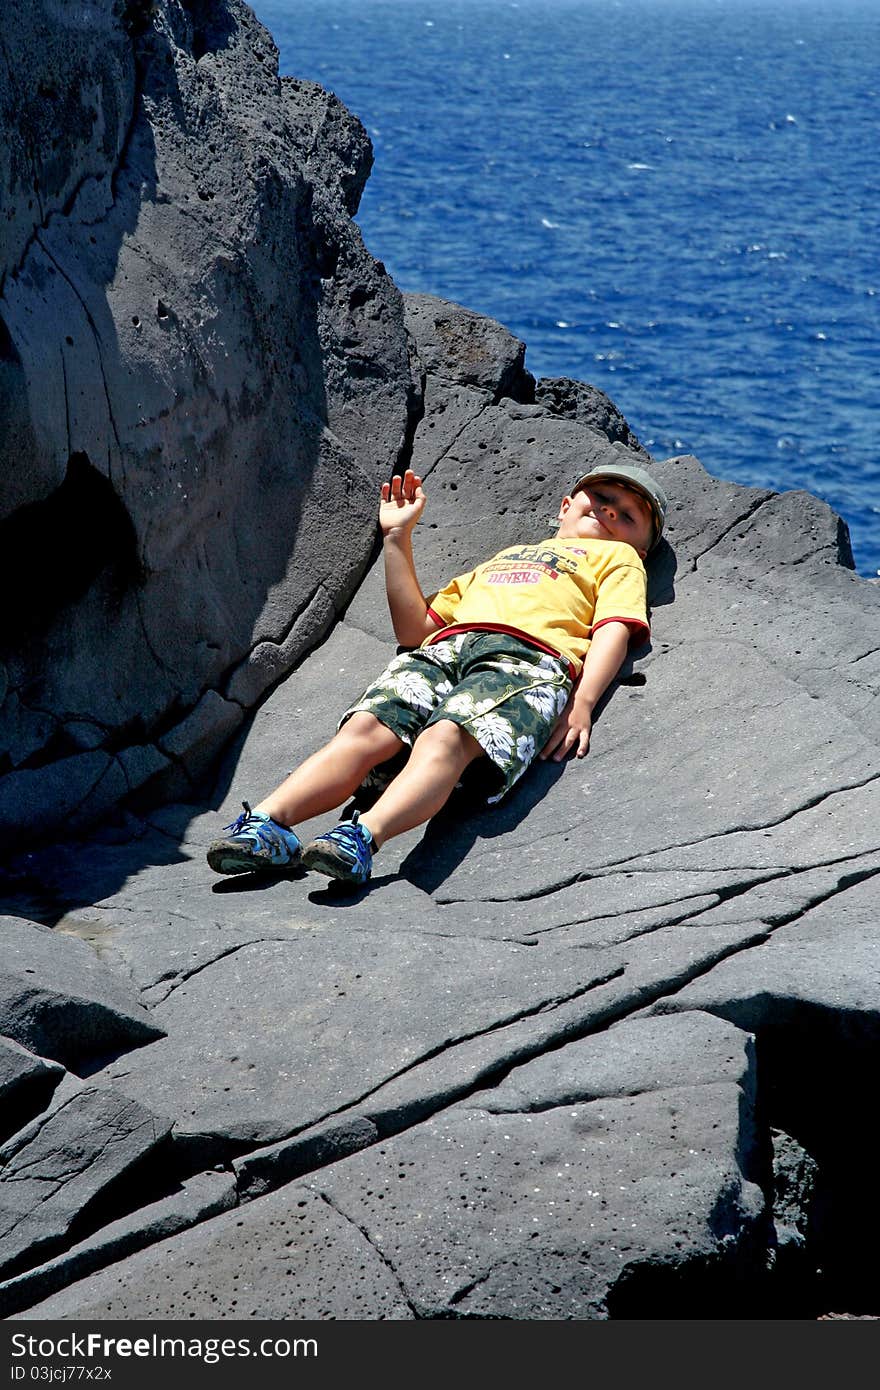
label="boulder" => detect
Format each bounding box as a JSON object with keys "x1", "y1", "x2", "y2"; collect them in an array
[
  {"x1": 0, "y1": 0, "x2": 414, "y2": 851},
  {"x1": 0, "y1": 1169, "x2": 235, "y2": 1319},
  {"x1": 0, "y1": 1037, "x2": 64, "y2": 1144},
  {"x1": 534, "y1": 376, "x2": 652, "y2": 458},
  {"x1": 0, "y1": 915, "x2": 163, "y2": 1067},
  {"x1": 404, "y1": 292, "x2": 534, "y2": 401},
  {"x1": 0, "y1": 1075, "x2": 172, "y2": 1282},
  {"x1": 13, "y1": 1012, "x2": 766, "y2": 1319}
]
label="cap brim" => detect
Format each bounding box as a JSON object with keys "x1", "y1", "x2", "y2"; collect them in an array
[{"x1": 573, "y1": 469, "x2": 664, "y2": 546}]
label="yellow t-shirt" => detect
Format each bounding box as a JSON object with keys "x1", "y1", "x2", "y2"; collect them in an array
[{"x1": 425, "y1": 537, "x2": 649, "y2": 675}]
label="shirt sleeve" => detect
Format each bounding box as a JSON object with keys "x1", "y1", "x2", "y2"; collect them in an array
[
  {"x1": 590, "y1": 559, "x2": 650, "y2": 646},
  {"x1": 425, "y1": 566, "x2": 477, "y2": 628}
]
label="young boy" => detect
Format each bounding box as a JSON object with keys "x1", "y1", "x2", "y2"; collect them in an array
[{"x1": 207, "y1": 461, "x2": 667, "y2": 887}]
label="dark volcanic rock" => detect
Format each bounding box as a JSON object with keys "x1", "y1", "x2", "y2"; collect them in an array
[
  {"x1": 404, "y1": 292, "x2": 534, "y2": 402},
  {"x1": 13, "y1": 1012, "x2": 765, "y2": 1319},
  {"x1": 4, "y1": 354, "x2": 879, "y2": 1315},
  {"x1": 0, "y1": 915, "x2": 163, "y2": 1067},
  {"x1": 534, "y1": 376, "x2": 652, "y2": 458},
  {"x1": 0, "y1": 0, "x2": 413, "y2": 851},
  {"x1": 0, "y1": 1076, "x2": 172, "y2": 1282},
  {"x1": 14, "y1": 1185, "x2": 414, "y2": 1321},
  {"x1": 0, "y1": 1037, "x2": 64, "y2": 1144},
  {"x1": 3, "y1": 328, "x2": 879, "y2": 1315},
  {"x1": 0, "y1": 1169, "x2": 235, "y2": 1319},
  {"x1": 88, "y1": 926, "x2": 622, "y2": 1159},
  {"x1": 306, "y1": 1013, "x2": 764, "y2": 1319},
  {"x1": 1, "y1": 0, "x2": 878, "y2": 1327},
  {"x1": 0, "y1": 0, "x2": 133, "y2": 517}
]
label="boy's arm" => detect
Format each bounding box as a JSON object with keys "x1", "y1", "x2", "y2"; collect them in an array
[
  {"x1": 540, "y1": 620, "x2": 631, "y2": 762},
  {"x1": 380, "y1": 470, "x2": 444, "y2": 647}
]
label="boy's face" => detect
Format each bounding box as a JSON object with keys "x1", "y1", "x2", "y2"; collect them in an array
[{"x1": 555, "y1": 479, "x2": 654, "y2": 558}]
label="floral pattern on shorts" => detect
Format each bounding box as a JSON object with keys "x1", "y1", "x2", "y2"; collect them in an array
[{"x1": 341, "y1": 630, "x2": 572, "y2": 802}]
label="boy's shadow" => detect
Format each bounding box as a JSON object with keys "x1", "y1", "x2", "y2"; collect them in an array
[
  {"x1": 395, "y1": 755, "x2": 569, "y2": 895},
  {"x1": 347, "y1": 687, "x2": 638, "y2": 897}
]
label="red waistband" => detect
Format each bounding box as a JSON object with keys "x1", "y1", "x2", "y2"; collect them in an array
[{"x1": 424, "y1": 620, "x2": 578, "y2": 681}]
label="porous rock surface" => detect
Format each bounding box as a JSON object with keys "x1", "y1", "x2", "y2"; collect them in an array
[{"x1": 2, "y1": 0, "x2": 879, "y2": 1323}]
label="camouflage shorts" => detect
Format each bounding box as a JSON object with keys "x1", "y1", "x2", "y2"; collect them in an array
[{"x1": 341, "y1": 630, "x2": 572, "y2": 802}]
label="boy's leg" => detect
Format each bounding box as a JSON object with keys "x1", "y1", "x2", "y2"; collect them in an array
[
  {"x1": 361, "y1": 719, "x2": 484, "y2": 847},
  {"x1": 300, "y1": 634, "x2": 571, "y2": 887},
  {"x1": 207, "y1": 713, "x2": 404, "y2": 875},
  {"x1": 255, "y1": 713, "x2": 405, "y2": 827},
  {"x1": 301, "y1": 719, "x2": 484, "y2": 885}
]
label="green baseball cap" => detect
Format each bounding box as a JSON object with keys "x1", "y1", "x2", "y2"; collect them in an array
[{"x1": 570, "y1": 461, "x2": 668, "y2": 548}]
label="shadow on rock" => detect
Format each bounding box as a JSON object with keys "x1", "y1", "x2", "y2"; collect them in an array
[
  {"x1": 399, "y1": 757, "x2": 570, "y2": 896},
  {"x1": 647, "y1": 536, "x2": 678, "y2": 608},
  {"x1": 210, "y1": 867, "x2": 309, "y2": 896}
]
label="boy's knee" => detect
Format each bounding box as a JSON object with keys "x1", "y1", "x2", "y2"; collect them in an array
[
  {"x1": 417, "y1": 718, "x2": 483, "y2": 762},
  {"x1": 339, "y1": 712, "x2": 403, "y2": 757}
]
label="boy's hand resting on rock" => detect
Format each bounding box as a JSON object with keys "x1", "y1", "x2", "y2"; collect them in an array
[
  {"x1": 541, "y1": 622, "x2": 629, "y2": 762},
  {"x1": 541, "y1": 696, "x2": 593, "y2": 762},
  {"x1": 380, "y1": 470, "x2": 426, "y2": 536}
]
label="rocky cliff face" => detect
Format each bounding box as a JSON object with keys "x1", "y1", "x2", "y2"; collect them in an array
[
  {"x1": 0, "y1": 0, "x2": 413, "y2": 852},
  {"x1": 1, "y1": 0, "x2": 878, "y2": 1322}
]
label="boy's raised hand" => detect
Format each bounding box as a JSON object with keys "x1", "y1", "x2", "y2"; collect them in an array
[{"x1": 379, "y1": 470, "x2": 426, "y2": 536}]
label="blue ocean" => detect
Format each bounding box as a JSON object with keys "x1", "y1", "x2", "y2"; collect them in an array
[{"x1": 251, "y1": 0, "x2": 879, "y2": 577}]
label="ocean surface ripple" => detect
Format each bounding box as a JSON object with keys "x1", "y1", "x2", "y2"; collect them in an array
[{"x1": 253, "y1": 0, "x2": 879, "y2": 577}]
